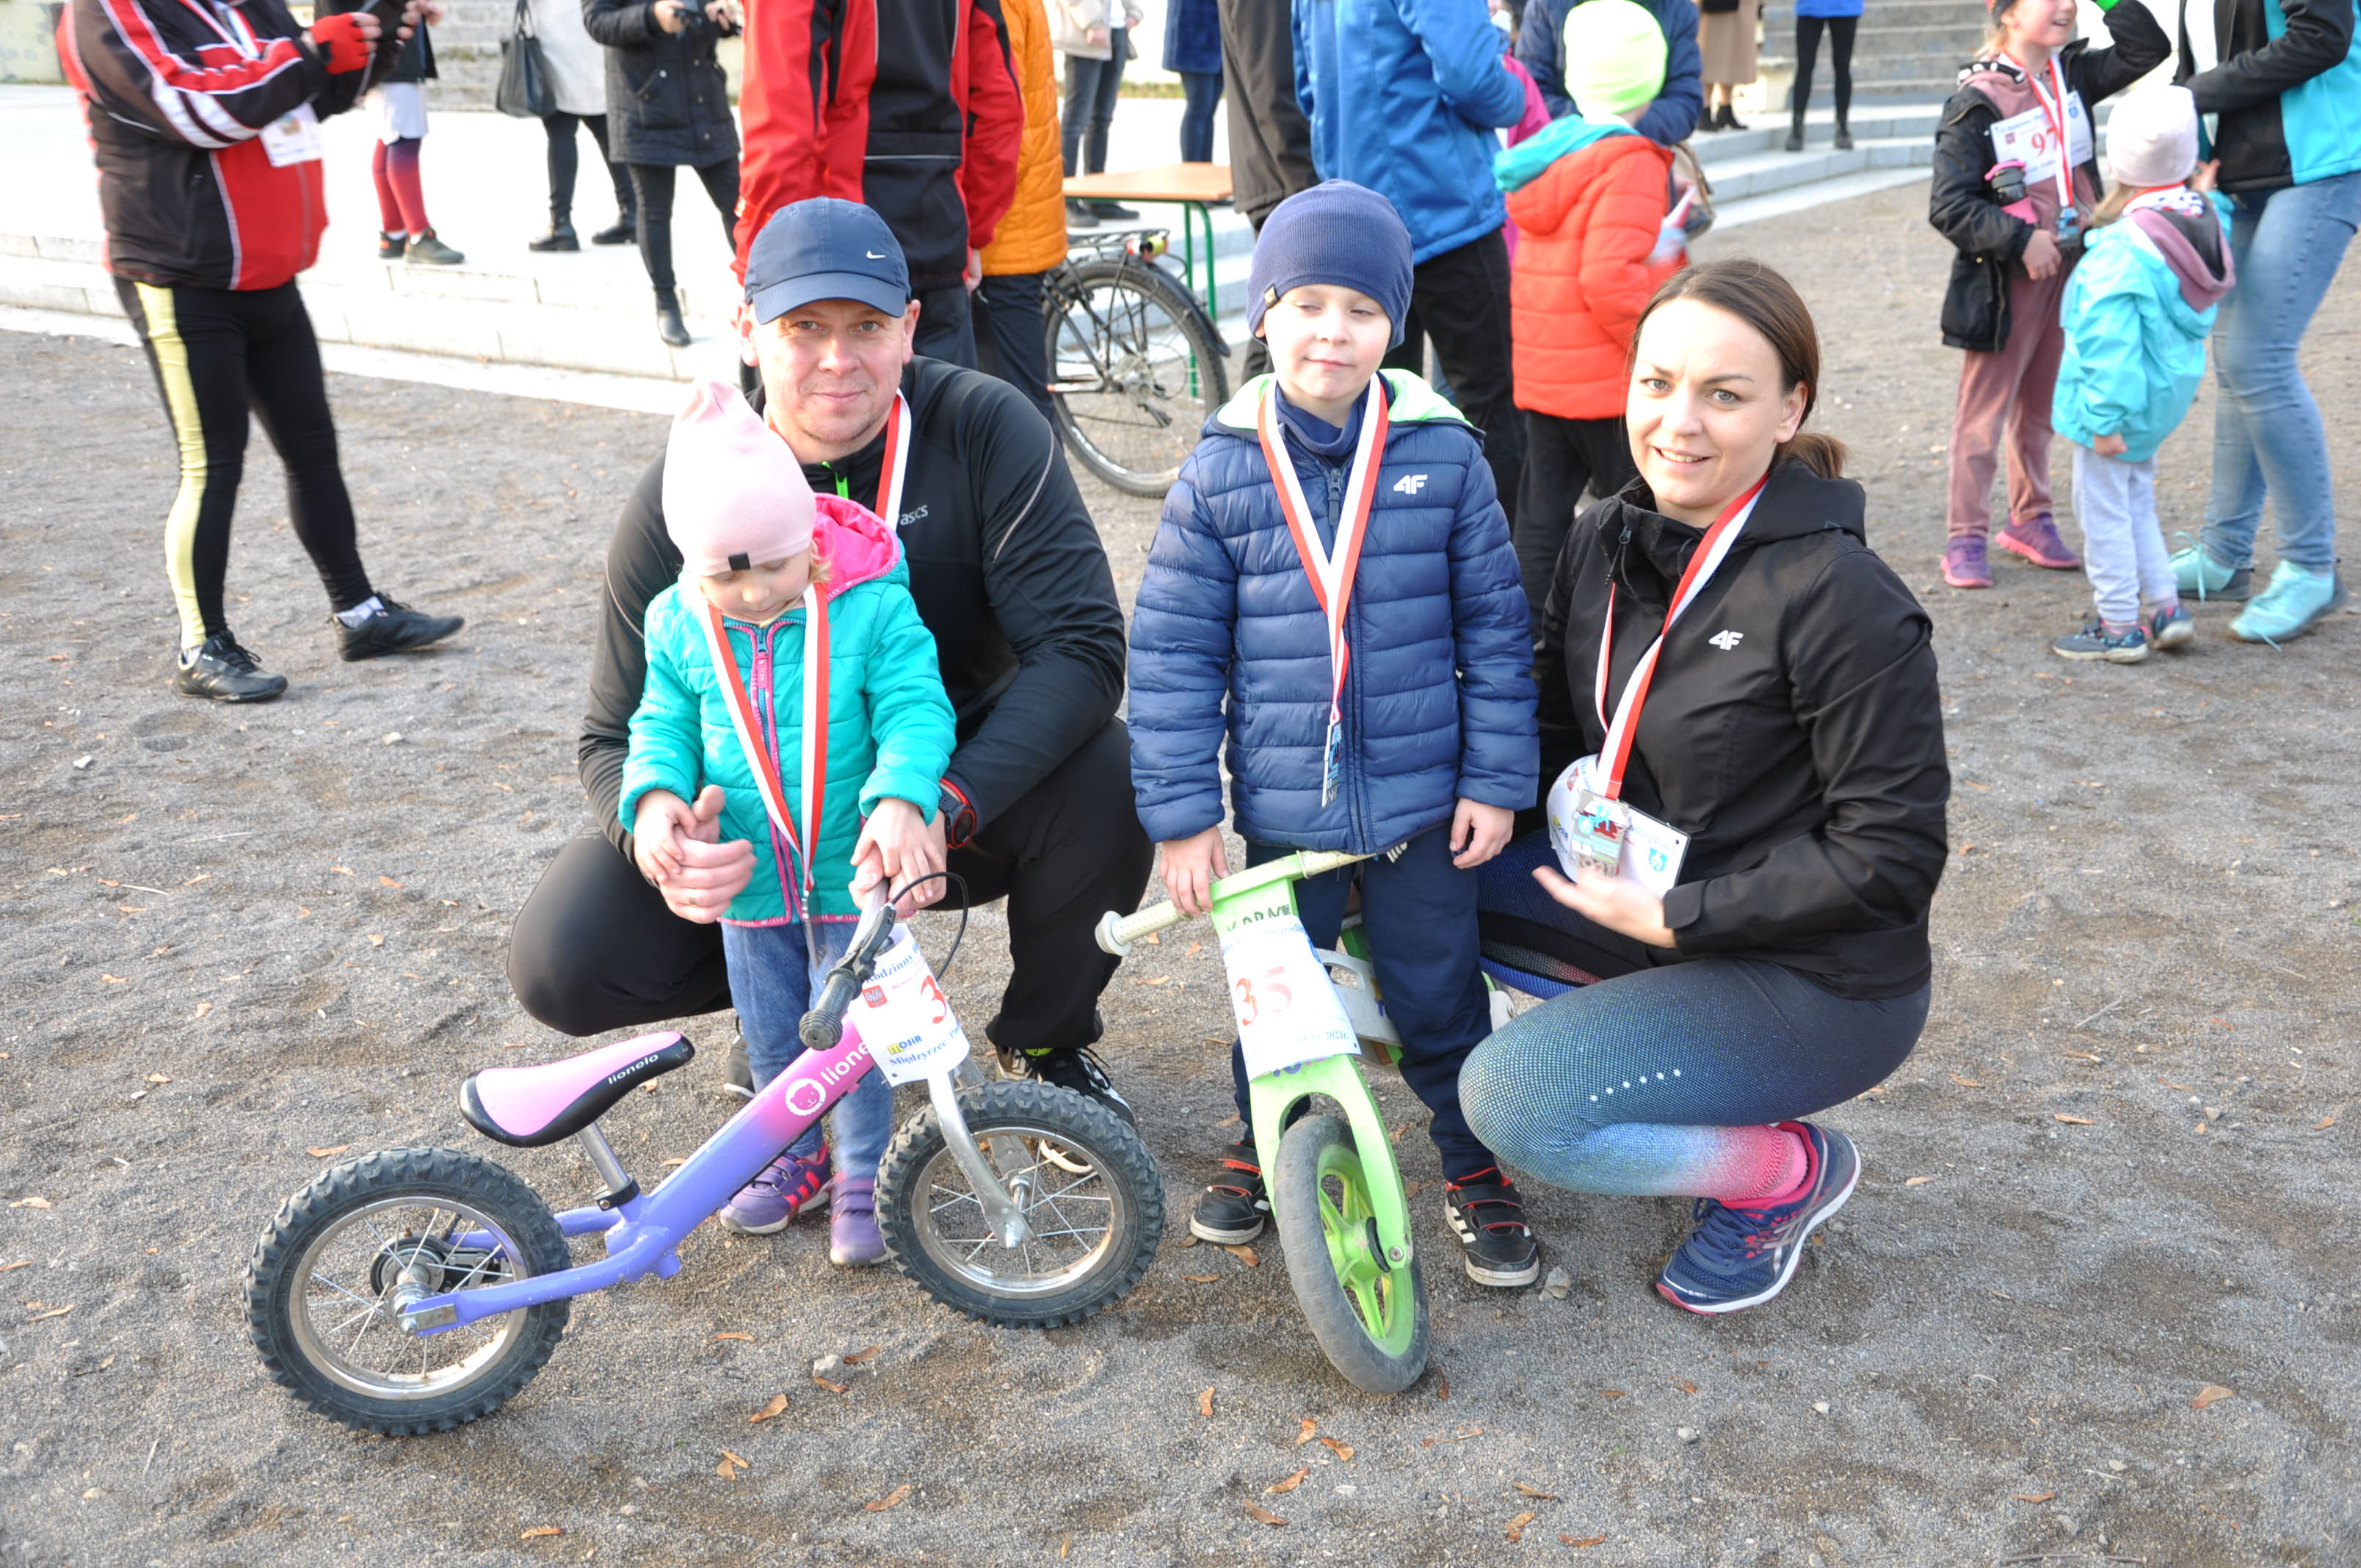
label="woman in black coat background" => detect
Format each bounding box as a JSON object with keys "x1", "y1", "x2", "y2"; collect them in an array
[{"x1": 581, "y1": 0, "x2": 741, "y2": 347}]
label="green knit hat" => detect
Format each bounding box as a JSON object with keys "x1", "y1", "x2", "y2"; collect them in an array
[{"x1": 1561, "y1": 0, "x2": 1668, "y2": 120}]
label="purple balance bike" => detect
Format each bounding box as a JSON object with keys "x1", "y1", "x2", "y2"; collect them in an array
[{"x1": 242, "y1": 896, "x2": 1164, "y2": 1434}]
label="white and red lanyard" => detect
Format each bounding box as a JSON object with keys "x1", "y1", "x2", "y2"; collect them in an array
[
  {"x1": 1590, "y1": 473, "x2": 1769, "y2": 802},
  {"x1": 692, "y1": 587, "x2": 830, "y2": 902},
  {"x1": 871, "y1": 393, "x2": 913, "y2": 529},
  {"x1": 1255, "y1": 379, "x2": 1391, "y2": 807},
  {"x1": 2006, "y1": 50, "x2": 2078, "y2": 214}
]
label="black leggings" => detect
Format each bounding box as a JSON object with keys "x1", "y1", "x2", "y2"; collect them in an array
[
  {"x1": 1791, "y1": 15, "x2": 1857, "y2": 128},
  {"x1": 1515, "y1": 410, "x2": 1637, "y2": 623},
  {"x1": 115, "y1": 277, "x2": 371, "y2": 649},
  {"x1": 506, "y1": 718, "x2": 1154, "y2": 1053},
  {"x1": 541, "y1": 111, "x2": 632, "y2": 220},
  {"x1": 1380, "y1": 229, "x2": 1526, "y2": 529},
  {"x1": 628, "y1": 159, "x2": 741, "y2": 302}
]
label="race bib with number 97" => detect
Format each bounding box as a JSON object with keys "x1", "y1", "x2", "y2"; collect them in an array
[
  {"x1": 855, "y1": 926, "x2": 971, "y2": 1085},
  {"x1": 1221, "y1": 914, "x2": 1360, "y2": 1080}
]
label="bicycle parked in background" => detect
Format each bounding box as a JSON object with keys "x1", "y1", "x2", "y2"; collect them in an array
[{"x1": 1042, "y1": 230, "x2": 1230, "y2": 498}]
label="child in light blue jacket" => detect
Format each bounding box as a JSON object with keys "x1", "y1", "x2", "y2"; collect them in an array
[{"x1": 2050, "y1": 87, "x2": 2234, "y2": 664}]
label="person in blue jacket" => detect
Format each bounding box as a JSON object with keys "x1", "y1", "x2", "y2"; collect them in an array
[
  {"x1": 1128, "y1": 184, "x2": 1545, "y2": 1289},
  {"x1": 1164, "y1": 0, "x2": 1224, "y2": 162},
  {"x1": 2049, "y1": 86, "x2": 2236, "y2": 663},
  {"x1": 1515, "y1": 0, "x2": 1703, "y2": 145},
  {"x1": 1294, "y1": 0, "x2": 1532, "y2": 526},
  {"x1": 2166, "y1": 0, "x2": 2361, "y2": 643}
]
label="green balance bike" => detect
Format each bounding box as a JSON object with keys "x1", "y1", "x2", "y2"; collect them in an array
[{"x1": 1099, "y1": 849, "x2": 1493, "y2": 1395}]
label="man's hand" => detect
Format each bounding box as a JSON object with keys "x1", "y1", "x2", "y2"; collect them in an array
[
  {"x1": 2022, "y1": 227, "x2": 2062, "y2": 280},
  {"x1": 1158, "y1": 827, "x2": 1230, "y2": 918},
  {"x1": 964, "y1": 247, "x2": 983, "y2": 294},
  {"x1": 2092, "y1": 432, "x2": 2128, "y2": 457},
  {"x1": 1448, "y1": 799, "x2": 1514, "y2": 870},
  {"x1": 850, "y1": 796, "x2": 948, "y2": 917},
  {"x1": 635, "y1": 785, "x2": 756, "y2": 923},
  {"x1": 653, "y1": 0, "x2": 690, "y2": 34},
  {"x1": 1531, "y1": 863, "x2": 1675, "y2": 948},
  {"x1": 308, "y1": 10, "x2": 378, "y2": 70}
]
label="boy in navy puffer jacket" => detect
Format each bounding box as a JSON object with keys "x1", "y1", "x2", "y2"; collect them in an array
[{"x1": 1128, "y1": 181, "x2": 1545, "y2": 1288}]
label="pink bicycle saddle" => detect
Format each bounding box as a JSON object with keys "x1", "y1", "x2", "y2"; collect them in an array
[{"x1": 460, "y1": 1032, "x2": 694, "y2": 1148}]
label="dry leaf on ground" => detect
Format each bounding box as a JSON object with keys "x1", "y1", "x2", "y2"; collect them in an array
[
  {"x1": 1225, "y1": 1245, "x2": 1261, "y2": 1268},
  {"x1": 0, "y1": 1262, "x2": 31, "y2": 1274},
  {"x1": 1904, "y1": 1175, "x2": 1937, "y2": 1187},
  {"x1": 813, "y1": 1374, "x2": 849, "y2": 1395},
  {"x1": 843, "y1": 1345, "x2": 881, "y2": 1364},
  {"x1": 714, "y1": 1332, "x2": 753, "y2": 1342},
  {"x1": 1600, "y1": 1389, "x2": 1626, "y2": 1399},
  {"x1": 863, "y1": 1484, "x2": 912, "y2": 1512},
  {"x1": 1513, "y1": 1482, "x2": 1557, "y2": 1499},
  {"x1": 1506, "y1": 1511, "x2": 1536, "y2": 1542},
  {"x1": 1562, "y1": 1535, "x2": 1608, "y2": 1549},
  {"x1": 2191, "y1": 1385, "x2": 2234, "y2": 1409},
  {"x1": 2013, "y1": 1491, "x2": 2056, "y2": 1503},
  {"x1": 306, "y1": 1146, "x2": 349, "y2": 1159},
  {"x1": 748, "y1": 1394, "x2": 789, "y2": 1423},
  {"x1": 1949, "y1": 1073, "x2": 1984, "y2": 1088},
  {"x1": 519, "y1": 1525, "x2": 565, "y2": 1540},
  {"x1": 145, "y1": 1072, "x2": 170, "y2": 1084},
  {"x1": 1243, "y1": 1503, "x2": 1287, "y2": 1527},
  {"x1": 1671, "y1": 1378, "x2": 1697, "y2": 1395},
  {"x1": 1437, "y1": 1373, "x2": 1451, "y2": 1401},
  {"x1": 1180, "y1": 1274, "x2": 1221, "y2": 1283},
  {"x1": 1059, "y1": 1533, "x2": 1071, "y2": 1560},
  {"x1": 2053, "y1": 1114, "x2": 2095, "y2": 1126},
  {"x1": 1197, "y1": 1386, "x2": 1214, "y2": 1418},
  {"x1": 1319, "y1": 1437, "x2": 1354, "y2": 1462},
  {"x1": 28, "y1": 1305, "x2": 75, "y2": 1321},
  {"x1": 1294, "y1": 1418, "x2": 1316, "y2": 1445},
  {"x1": 1265, "y1": 1468, "x2": 1308, "y2": 1495},
  {"x1": 10, "y1": 1198, "x2": 52, "y2": 1210},
  {"x1": 721, "y1": 1448, "x2": 750, "y2": 1471},
  {"x1": 2315, "y1": 1115, "x2": 2338, "y2": 1131}
]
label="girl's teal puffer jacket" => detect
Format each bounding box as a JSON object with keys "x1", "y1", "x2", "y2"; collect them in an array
[
  {"x1": 2051, "y1": 196, "x2": 2233, "y2": 464},
  {"x1": 620, "y1": 495, "x2": 956, "y2": 924}
]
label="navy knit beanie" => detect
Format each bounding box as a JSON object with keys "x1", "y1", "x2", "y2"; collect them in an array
[{"x1": 1247, "y1": 181, "x2": 1415, "y2": 349}]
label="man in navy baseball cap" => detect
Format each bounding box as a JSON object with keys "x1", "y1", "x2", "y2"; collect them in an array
[{"x1": 743, "y1": 197, "x2": 912, "y2": 323}]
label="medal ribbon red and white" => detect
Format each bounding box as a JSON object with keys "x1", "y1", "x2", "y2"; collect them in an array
[
  {"x1": 2008, "y1": 50, "x2": 2078, "y2": 212},
  {"x1": 692, "y1": 586, "x2": 830, "y2": 894},
  {"x1": 1590, "y1": 471, "x2": 1770, "y2": 802},
  {"x1": 876, "y1": 393, "x2": 913, "y2": 530},
  {"x1": 1255, "y1": 377, "x2": 1391, "y2": 807}
]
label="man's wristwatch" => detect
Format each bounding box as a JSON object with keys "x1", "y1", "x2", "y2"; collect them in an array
[{"x1": 936, "y1": 777, "x2": 977, "y2": 850}]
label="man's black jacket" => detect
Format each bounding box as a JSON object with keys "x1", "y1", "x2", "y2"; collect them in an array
[
  {"x1": 1537, "y1": 461, "x2": 1949, "y2": 999},
  {"x1": 584, "y1": 357, "x2": 1125, "y2": 858}
]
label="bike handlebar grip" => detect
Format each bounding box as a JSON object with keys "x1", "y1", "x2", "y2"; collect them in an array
[
  {"x1": 799, "y1": 969, "x2": 861, "y2": 1053},
  {"x1": 1096, "y1": 904, "x2": 1182, "y2": 957}
]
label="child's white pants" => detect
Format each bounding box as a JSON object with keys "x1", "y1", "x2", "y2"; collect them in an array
[{"x1": 2071, "y1": 446, "x2": 2174, "y2": 625}]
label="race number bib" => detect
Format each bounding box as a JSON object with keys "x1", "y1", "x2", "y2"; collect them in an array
[
  {"x1": 259, "y1": 104, "x2": 324, "y2": 167},
  {"x1": 1987, "y1": 95, "x2": 2091, "y2": 188},
  {"x1": 1221, "y1": 915, "x2": 1360, "y2": 1080},
  {"x1": 855, "y1": 926, "x2": 969, "y2": 1086}
]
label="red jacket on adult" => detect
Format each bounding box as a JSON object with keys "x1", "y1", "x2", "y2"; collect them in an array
[
  {"x1": 736, "y1": 0, "x2": 1025, "y2": 292},
  {"x1": 1506, "y1": 128, "x2": 1679, "y2": 421}
]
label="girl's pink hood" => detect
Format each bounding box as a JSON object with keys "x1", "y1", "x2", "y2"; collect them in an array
[{"x1": 813, "y1": 493, "x2": 902, "y2": 600}]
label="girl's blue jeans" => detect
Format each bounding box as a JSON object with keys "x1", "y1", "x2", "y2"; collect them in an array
[
  {"x1": 2202, "y1": 170, "x2": 2361, "y2": 573},
  {"x1": 720, "y1": 920, "x2": 894, "y2": 1185}
]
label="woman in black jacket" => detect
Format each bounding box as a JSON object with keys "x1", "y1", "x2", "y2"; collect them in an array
[
  {"x1": 1458, "y1": 260, "x2": 1949, "y2": 1317},
  {"x1": 582, "y1": 0, "x2": 741, "y2": 346}
]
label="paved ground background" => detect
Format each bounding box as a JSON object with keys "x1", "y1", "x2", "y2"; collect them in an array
[{"x1": 2, "y1": 183, "x2": 2357, "y2": 1567}]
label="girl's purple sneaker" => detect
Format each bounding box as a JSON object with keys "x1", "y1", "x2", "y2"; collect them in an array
[
  {"x1": 719, "y1": 1147, "x2": 831, "y2": 1236},
  {"x1": 830, "y1": 1177, "x2": 886, "y2": 1267},
  {"x1": 1996, "y1": 514, "x2": 2082, "y2": 570},
  {"x1": 1942, "y1": 535, "x2": 1992, "y2": 589}
]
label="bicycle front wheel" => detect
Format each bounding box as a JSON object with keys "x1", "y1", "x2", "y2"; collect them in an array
[
  {"x1": 1045, "y1": 257, "x2": 1230, "y2": 498},
  {"x1": 1272, "y1": 1114, "x2": 1429, "y2": 1394}
]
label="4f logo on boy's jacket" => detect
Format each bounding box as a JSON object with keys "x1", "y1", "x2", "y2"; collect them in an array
[
  {"x1": 1392, "y1": 473, "x2": 1429, "y2": 496},
  {"x1": 1708, "y1": 629, "x2": 1745, "y2": 651}
]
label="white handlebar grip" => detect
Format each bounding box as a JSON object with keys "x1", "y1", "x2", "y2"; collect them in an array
[{"x1": 1094, "y1": 909, "x2": 1131, "y2": 957}]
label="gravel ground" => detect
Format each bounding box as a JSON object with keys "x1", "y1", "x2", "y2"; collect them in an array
[{"x1": 3, "y1": 181, "x2": 2357, "y2": 1568}]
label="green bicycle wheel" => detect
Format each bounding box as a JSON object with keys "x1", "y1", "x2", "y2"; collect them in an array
[{"x1": 1272, "y1": 1114, "x2": 1429, "y2": 1394}]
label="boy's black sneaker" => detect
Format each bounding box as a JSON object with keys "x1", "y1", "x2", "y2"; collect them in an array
[
  {"x1": 1444, "y1": 1168, "x2": 1542, "y2": 1287},
  {"x1": 998, "y1": 1042, "x2": 1134, "y2": 1125},
  {"x1": 334, "y1": 596, "x2": 465, "y2": 661},
  {"x1": 171, "y1": 633, "x2": 287, "y2": 703},
  {"x1": 1189, "y1": 1143, "x2": 1269, "y2": 1244}
]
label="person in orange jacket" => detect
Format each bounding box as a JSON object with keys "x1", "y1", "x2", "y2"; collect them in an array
[
  {"x1": 975, "y1": 0, "x2": 1069, "y2": 420},
  {"x1": 1499, "y1": 0, "x2": 1686, "y2": 620},
  {"x1": 733, "y1": 0, "x2": 1023, "y2": 368}
]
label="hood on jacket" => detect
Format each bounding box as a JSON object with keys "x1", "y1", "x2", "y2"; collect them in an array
[
  {"x1": 811, "y1": 494, "x2": 903, "y2": 600},
  {"x1": 1495, "y1": 112, "x2": 1639, "y2": 193},
  {"x1": 2127, "y1": 191, "x2": 2235, "y2": 314},
  {"x1": 1592, "y1": 461, "x2": 1868, "y2": 590},
  {"x1": 1210, "y1": 369, "x2": 1472, "y2": 438}
]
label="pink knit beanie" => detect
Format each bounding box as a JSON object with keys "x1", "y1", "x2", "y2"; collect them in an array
[{"x1": 661, "y1": 378, "x2": 815, "y2": 577}]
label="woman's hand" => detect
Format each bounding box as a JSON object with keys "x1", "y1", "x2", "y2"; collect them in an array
[
  {"x1": 2191, "y1": 159, "x2": 2221, "y2": 195},
  {"x1": 1085, "y1": 23, "x2": 1109, "y2": 46},
  {"x1": 2021, "y1": 227, "x2": 2062, "y2": 280},
  {"x1": 1532, "y1": 863, "x2": 1676, "y2": 948},
  {"x1": 652, "y1": 0, "x2": 690, "y2": 33},
  {"x1": 703, "y1": 0, "x2": 741, "y2": 29},
  {"x1": 1448, "y1": 799, "x2": 1515, "y2": 870},
  {"x1": 1158, "y1": 827, "x2": 1230, "y2": 918}
]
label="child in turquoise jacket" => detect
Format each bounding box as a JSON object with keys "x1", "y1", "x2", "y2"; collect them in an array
[
  {"x1": 2049, "y1": 87, "x2": 2234, "y2": 664},
  {"x1": 621, "y1": 379, "x2": 955, "y2": 1262}
]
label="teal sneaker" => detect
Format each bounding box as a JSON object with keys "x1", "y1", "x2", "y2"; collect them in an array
[
  {"x1": 2169, "y1": 542, "x2": 2252, "y2": 602},
  {"x1": 2230, "y1": 562, "x2": 2349, "y2": 645}
]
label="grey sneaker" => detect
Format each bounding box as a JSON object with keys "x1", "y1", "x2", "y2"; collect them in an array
[
  {"x1": 718, "y1": 1034, "x2": 754, "y2": 1100},
  {"x1": 2052, "y1": 616, "x2": 2150, "y2": 663},
  {"x1": 171, "y1": 633, "x2": 287, "y2": 703},
  {"x1": 2142, "y1": 600, "x2": 2194, "y2": 649},
  {"x1": 404, "y1": 229, "x2": 465, "y2": 266}
]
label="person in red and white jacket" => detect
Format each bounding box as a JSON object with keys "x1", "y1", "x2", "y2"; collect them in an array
[
  {"x1": 733, "y1": 0, "x2": 1024, "y2": 369},
  {"x1": 59, "y1": 0, "x2": 465, "y2": 703}
]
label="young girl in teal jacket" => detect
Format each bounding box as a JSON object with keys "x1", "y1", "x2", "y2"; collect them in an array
[
  {"x1": 621, "y1": 379, "x2": 955, "y2": 1262},
  {"x1": 2048, "y1": 87, "x2": 2235, "y2": 664}
]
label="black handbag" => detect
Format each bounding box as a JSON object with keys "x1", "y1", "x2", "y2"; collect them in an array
[{"x1": 495, "y1": 0, "x2": 556, "y2": 118}]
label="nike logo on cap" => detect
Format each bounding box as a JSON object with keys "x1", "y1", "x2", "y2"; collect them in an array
[{"x1": 866, "y1": 251, "x2": 888, "y2": 260}]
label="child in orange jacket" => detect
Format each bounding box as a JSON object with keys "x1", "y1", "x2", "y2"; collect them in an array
[{"x1": 1498, "y1": 0, "x2": 1686, "y2": 619}]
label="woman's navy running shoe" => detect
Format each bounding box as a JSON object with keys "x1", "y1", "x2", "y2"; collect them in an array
[{"x1": 1656, "y1": 1122, "x2": 1859, "y2": 1315}]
